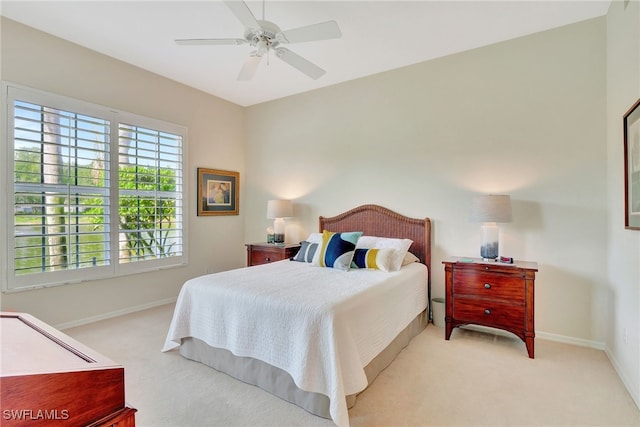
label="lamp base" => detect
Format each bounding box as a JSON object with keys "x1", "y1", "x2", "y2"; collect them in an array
[
  {"x1": 273, "y1": 219, "x2": 285, "y2": 244},
  {"x1": 480, "y1": 223, "x2": 499, "y2": 261}
]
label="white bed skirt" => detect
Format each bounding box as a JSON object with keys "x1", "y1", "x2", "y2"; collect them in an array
[{"x1": 178, "y1": 308, "x2": 428, "y2": 420}]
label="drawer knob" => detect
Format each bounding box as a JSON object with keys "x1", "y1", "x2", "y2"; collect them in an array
[
  {"x1": 484, "y1": 309, "x2": 491, "y2": 315},
  {"x1": 265, "y1": 257, "x2": 271, "y2": 262},
  {"x1": 484, "y1": 283, "x2": 491, "y2": 289}
]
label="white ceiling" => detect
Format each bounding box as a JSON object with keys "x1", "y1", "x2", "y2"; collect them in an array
[{"x1": 1, "y1": 1, "x2": 611, "y2": 107}]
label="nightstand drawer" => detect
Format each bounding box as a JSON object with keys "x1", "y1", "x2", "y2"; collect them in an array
[
  {"x1": 453, "y1": 297, "x2": 525, "y2": 330},
  {"x1": 453, "y1": 271, "x2": 524, "y2": 301},
  {"x1": 246, "y1": 243, "x2": 301, "y2": 267},
  {"x1": 250, "y1": 250, "x2": 283, "y2": 265}
]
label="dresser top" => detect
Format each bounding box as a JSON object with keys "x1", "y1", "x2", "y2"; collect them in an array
[
  {"x1": 1, "y1": 312, "x2": 121, "y2": 376},
  {"x1": 246, "y1": 242, "x2": 301, "y2": 249},
  {"x1": 442, "y1": 256, "x2": 538, "y2": 271}
]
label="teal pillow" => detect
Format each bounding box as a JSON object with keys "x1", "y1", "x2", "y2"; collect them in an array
[{"x1": 312, "y1": 230, "x2": 362, "y2": 271}]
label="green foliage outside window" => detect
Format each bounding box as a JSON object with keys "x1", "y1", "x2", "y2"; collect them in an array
[
  {"x1": 112, "y1": 165, "x2": 177, "y2": 260},
  {"x1": 14, "y1": 149, "x2": 178, "y2": 273}
]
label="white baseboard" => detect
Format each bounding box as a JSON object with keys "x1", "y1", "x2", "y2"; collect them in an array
[
  {"x1": 536, "y1": 330, "x2": 606, "y2": 350},
  {"x1": 461, "y1": 325, "x2": 606, "y2": 350},
  {"x1": 55, "y1": 297, "x2": 177, "y2": 330},
  {"x1": 604, "y1": 345, "x2": 640, "y2": 411}
]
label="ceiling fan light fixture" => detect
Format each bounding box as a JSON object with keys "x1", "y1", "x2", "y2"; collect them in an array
[{"x1": 256, "y1": 39, "x2": 269, "y2": 56}]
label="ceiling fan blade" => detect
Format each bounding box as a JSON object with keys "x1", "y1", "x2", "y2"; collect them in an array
[
  {"x1": 237, "y1": 55, "x2": 262, "y2": 81},
  {"x1": 224, "y1": 0, "x2": 260, "y2": 32},
  {"x1": 175, "y1": 38, "x2": 246, "y2": 46},
  {"x1": 280, "y1": 21, "x2": 342, "y2": 44},
  {"x1": 275, "y1": 47, "x2": 325, "y2": 80}
]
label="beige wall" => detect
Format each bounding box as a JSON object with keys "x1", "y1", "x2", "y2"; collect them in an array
[
  {"x1": 606, "y1": 0, "x2": 640, "y2": 408},
  {"x1": 0, "y1": 18, "x2": 246, "y2": 327},
  {"x1": 246, "y1": 17, "x2": 608, "y2": 344}
]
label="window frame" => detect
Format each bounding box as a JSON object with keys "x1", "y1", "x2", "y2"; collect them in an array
[{"x1": 1, "y1": 82, "x2": 188, "y2": 292}]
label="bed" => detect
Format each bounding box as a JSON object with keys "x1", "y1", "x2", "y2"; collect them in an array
[{"x1": 162, "y1": 204, "x2": 432, "y2": 427}]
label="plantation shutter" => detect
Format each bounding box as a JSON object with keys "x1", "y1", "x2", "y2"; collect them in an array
[
  {"x1": 117, "y1": 123, "x2": 183, "y2": 264},
  {"x1": 5, "y1": 84, "x2": 187, "y2": 291},
  {"x1": 12, "y1": 100, "x2": 111, "y2": 280}
]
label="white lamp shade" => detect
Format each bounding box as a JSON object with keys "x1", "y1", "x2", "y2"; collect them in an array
[
  {"x1": 266, "y1": 199, "x2": 293, "y2": 219},
  {"x1": 470, "y1": 195, "x2": 512, "y2": 223}
]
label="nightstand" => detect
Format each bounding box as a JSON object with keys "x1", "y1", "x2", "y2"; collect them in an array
[
  {"x1": 442, "y1": 256, "x2": 538, "y2": 358},
  {"x1": 245, "y1": 243, "x2": 301, "y2": 266}
]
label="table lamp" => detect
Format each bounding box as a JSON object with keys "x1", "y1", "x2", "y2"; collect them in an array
[
  {"x1": 470, "y1": 194, "x2": 512, "y2": 261},
  {"x1": 266, "y1": 199, "x2": 293, "y2": 243}
]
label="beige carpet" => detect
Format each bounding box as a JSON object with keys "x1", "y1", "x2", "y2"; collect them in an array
[{"x1": 65, "y1": 304, "x2": 640, "y2": 427}]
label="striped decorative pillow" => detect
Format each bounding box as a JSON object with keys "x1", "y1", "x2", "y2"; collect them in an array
[
  {"x1": 291, "y1": 241, "x2": 318, "y2": 263},
  {"x1": 355, "y1": 236, "x2": 413, "y2": 272},
  {"x1": 351, "y1": 248, "x2": 394, "y2": 272}
]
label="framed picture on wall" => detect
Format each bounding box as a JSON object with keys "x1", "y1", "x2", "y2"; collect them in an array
[
  {"x1": 197, "y1": 168, "x2": 239, "y2": 216},
  {"x1": 624, "y1": 98, "x2": 640, "y2": 230}
]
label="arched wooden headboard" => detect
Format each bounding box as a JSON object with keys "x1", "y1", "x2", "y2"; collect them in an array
[{"x1": 319, "y1": 204, "x2": 432, "y2": 315}]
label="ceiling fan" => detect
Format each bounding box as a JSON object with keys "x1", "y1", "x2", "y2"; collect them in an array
[{"x1": 175, "y1": 0, "x2": 342, "y2": 80}]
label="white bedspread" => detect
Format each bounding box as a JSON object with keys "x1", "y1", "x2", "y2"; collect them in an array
[{"x1": 162, "y1": 260, "x2": 428, "y2": 427}]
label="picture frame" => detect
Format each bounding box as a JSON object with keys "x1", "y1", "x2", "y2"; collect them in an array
[
  {"x1": 624, "y1": 98, "x2": 640, "y2": 230},
  {"x1": 197, "y1": 168, "x2": 239, "y2": 216}
]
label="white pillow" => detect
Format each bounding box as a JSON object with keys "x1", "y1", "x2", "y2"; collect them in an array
[
  {"x1": 356, "y1": 236, "x2": 413, "y2": 272},
  {"x1": 305, "y1": 232, "x2": 323, "y2": 244},
  {"x1": 402, "y1": 251, "x2": 420, "y2": 266}
]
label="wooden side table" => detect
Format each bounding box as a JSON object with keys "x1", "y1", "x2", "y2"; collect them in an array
[
  {"x1": 245, "y1": 243, "x2": 301, "y2": 266},
  {"x1": 1, "y1": 312, "x2": 136, "y2": 426},
  {"x1": 442, "y1": 257, "x2": 538, "y2": 358}
]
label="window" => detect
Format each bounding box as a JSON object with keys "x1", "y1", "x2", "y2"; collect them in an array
[
  {"x1": 117, "y1": 123, "x2": 184, "y2": 266},
  {"x1": 2, "y1": 84, "x2": 187, "y2": 291}
]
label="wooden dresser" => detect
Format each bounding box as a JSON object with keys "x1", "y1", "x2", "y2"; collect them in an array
[
  {"x1": 442, "y1": 257, "x2": 538, "y2": 358},
  {"x1": 0, "y1": 312, "x2": 136, "y2": 426},
  {"x1": 245, "y1": 243, "x2": 301, "y2": 266}
]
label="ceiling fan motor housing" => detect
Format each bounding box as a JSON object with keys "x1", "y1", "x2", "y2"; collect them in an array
[{"x1": 246, "y1": 20, "x2": 283, "y2": 52}]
